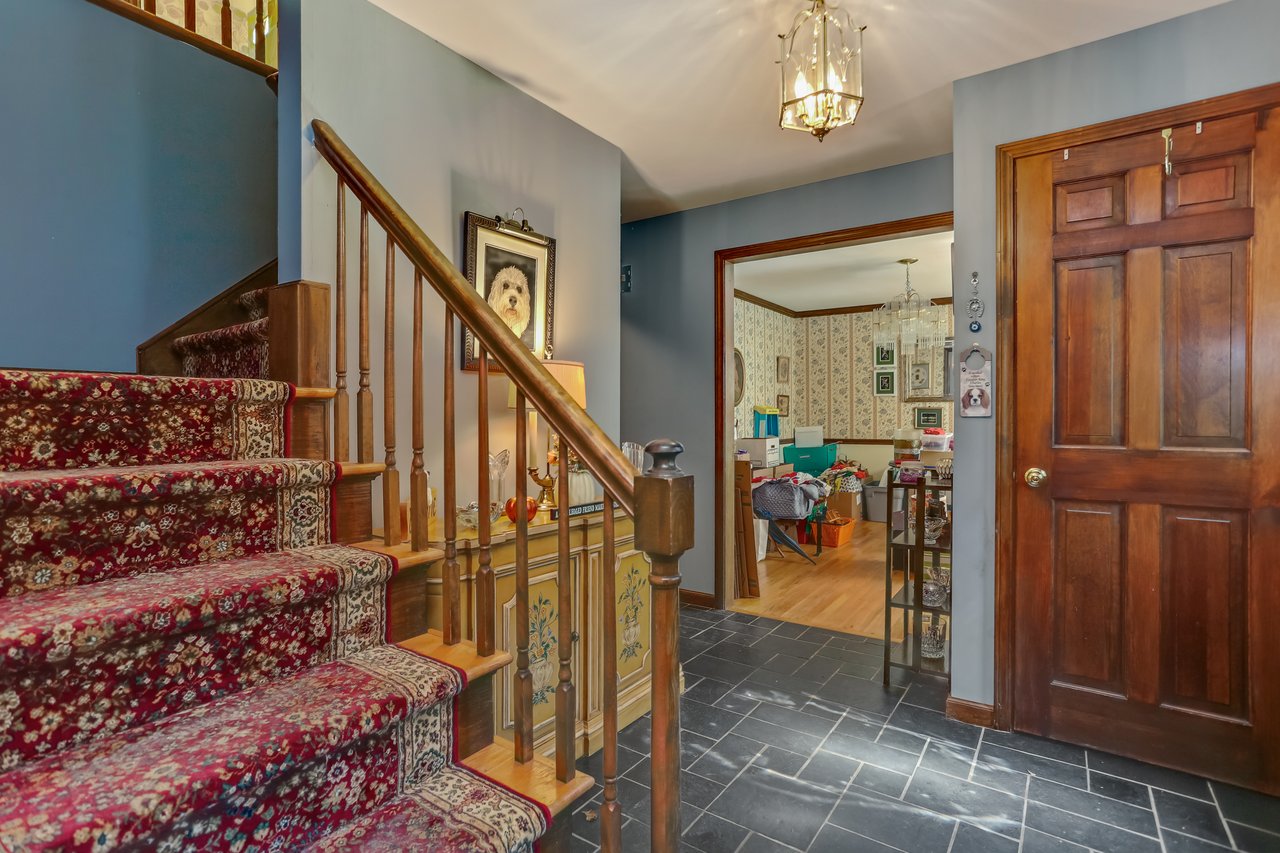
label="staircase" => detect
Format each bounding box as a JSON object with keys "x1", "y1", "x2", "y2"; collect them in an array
[
  {"x1": 1, "y1": 7, "x2": 692, "y2": 837},
  {"x1": 0, "y1": 370, "x2": 553, "y2": 851}
]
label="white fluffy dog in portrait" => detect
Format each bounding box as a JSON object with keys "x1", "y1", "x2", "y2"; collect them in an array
[{"x1": 487, "y1": 266, "x2": 533, "y2": 341}]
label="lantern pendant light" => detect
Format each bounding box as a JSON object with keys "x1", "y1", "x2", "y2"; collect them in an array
[{"x1": 778, "y1": 0, "x2": 865, "y2": 141}]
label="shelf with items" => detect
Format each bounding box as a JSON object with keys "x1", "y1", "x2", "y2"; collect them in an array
[{"x1": 883, "y1": 476, "x2": 953, "y2": 684}]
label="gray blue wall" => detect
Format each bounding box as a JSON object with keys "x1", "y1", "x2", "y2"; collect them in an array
[
  {"x1": 0, "y1": 0, "x2": 277, "y2": 373},
  {"x1": 277, "y1": 0, "x2": 622, "y2": 505},
  {"x1": 621, "y1": 156, "x2": 954, "y2": 594},
  {"x1": 950, "y1": 0, "x2": 1280, "y2": 705}
]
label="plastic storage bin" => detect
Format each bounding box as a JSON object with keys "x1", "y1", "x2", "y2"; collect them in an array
[{"x1": 782, "y1": 442, "x2": 837, "y2": 476}]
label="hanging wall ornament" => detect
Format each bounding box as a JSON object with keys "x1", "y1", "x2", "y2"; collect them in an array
[{"x1": 966, "y1": 272, "x2": 986, "y2": 333}]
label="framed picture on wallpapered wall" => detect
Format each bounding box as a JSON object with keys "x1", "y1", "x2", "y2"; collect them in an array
[
  {"x1": 915, "y1": 407, "x2": 943, "y2": 429},
  {"x1": 463, "y1": 211, "x2": 557, "y2": 371},
  {"x1": 777, "y1": 356, "x2": 790, "y2": 384},
  {"x1": 777, "y1": 394, "x2": 790, "y2": 417},
  {"x1": 874, "y1": 370, "x2": 896, "y2": 397},
  {"x1": 874, "y1": 343, "x2": 896, "y2": 367}
]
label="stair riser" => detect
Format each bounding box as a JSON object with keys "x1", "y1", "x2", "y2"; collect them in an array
[
  {"x1": 1, "y1": 552, "x2": 394, "y2": 767},
  {"x1": 0, "y1": 462, "x2": 334, "y2": 597},
  {"x1": 0, "y1": 372, "x2": 290, "y2": 471},
  {"x1": 0, "y1": 648, "x2": 462, "y2": 853}
]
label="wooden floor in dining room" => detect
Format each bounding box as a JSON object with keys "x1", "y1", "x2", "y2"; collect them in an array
[{"x1": 731, "y1": 520, "x2": 903, "y2": 641}]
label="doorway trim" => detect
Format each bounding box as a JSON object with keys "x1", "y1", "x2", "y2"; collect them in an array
[
  {"x1": 992, "y1": 81, "x2": 1280, "y2": 730},
  {"x1": 712, "y1": 211, "x2": 955, "y2": 610}
]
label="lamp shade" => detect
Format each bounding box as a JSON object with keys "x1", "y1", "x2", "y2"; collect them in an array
[{"x1": 508, "y1": 360, "x2": 587, "y2": 410}]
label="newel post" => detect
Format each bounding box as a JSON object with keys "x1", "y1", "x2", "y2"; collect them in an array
[{"x1": 635, "y1": 439, "x2": 693, "y2": 850}]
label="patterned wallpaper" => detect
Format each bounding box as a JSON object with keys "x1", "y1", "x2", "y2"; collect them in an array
[
  {"x1": 733, "y1": 299, "x2": 799, "y2": 440},
  {"x1": 733, "y1": 297, "x2": 953, "y2": 443}
]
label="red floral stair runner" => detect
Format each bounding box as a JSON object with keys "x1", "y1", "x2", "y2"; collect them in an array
[
  {"x1": 1, "y1": 459, "x2": 336, "y2": 596},
  {"x1": 0, "y1": 544, "x2": 393, "y2": 766},
  {"x1": 172, "y1": 317, "x2": 271, "y2": 379},
  {"x1": 0, "y1": 370, "x2": 549, "y2": 852},
  {"x1": 0, "y1": 371, "x2": 290, "y2": 471}
]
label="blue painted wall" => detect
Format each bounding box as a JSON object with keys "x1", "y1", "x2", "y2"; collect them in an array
[
  {"x1": 950, "y1": 0, "x2": 1280, "y2": 706},
  {"x1": 621, "y1": 155, "x2": 954, "y2": 594},
  {"x1": 0, "y1": 0, "x2": 277, "y2": 373}
]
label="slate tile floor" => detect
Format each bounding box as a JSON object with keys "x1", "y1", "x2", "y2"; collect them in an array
[{"x1": 569, "y1": 605, "x2": 1280, "y2": 853}]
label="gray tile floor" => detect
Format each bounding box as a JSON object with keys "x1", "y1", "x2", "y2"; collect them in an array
[{"x1": 568, "y1": 605, "x2": 1280, "y2": 853}]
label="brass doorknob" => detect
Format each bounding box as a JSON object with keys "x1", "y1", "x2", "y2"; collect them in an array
[{"x1": 1024, "y1": 468, "x2": 1048, "y2": 488}]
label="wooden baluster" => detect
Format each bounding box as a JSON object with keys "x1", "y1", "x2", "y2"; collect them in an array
[
  {"x1": 357, "y1": 207, "x2": 373, "y2": 463},
  {"x1": 254, "y1": 0, "x2": 266, "y2": 62},
  {"x1": 600, "y1": 490, "x2": 622, "y2": 849},
  {"x1": 442, "y1": 310, "x2": 461, "y2": 645},
  {"x1": 514, "y1": 391, "x2": 533, "y2": 762},
  {"x1": 184, "y1": 0, "x2": 195, "y2": 31},
  {"x1": 555, "y1": 447, "x2": 575, "y2": 782},
  {"x1": 476, "y1": 348, "x2": 495, "y2": 656},
  {"x1": 410, "y1": 270, "x2": 428, "y2": 551},
  {"x1": 382, "y1": 236, "x2": 401, "y2": 546},
  {"x1": 220, "y1": 0, "x2": 231, "y2": 47},
  {"x1": 636, "y1": 440, "x2": 693, "y2": 848},
  {"x1": 333, "y1": 182, "x2": 350, "y2": 462}
]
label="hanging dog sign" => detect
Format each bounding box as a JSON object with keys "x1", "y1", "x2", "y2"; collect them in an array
[{"x1": 958, "y1": 343, "x2": 993, "y2": 418}]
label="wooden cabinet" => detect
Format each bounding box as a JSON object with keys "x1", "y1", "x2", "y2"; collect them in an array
[{"x1": 424, "y1": 511, "x2": 655, "y2": 759}]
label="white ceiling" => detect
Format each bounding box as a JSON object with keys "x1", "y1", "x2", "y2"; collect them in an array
[
  {"x1": 370, "y1": 0, "x2": 1229, "y2": 221},
  {"x1": 735, "y1": 231, "x2": 954, "y2": 311}
]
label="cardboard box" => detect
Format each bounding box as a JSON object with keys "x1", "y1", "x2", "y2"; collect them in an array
[
  {"x1": 826, "y1": 490, "x2": 861, "y2": 521},
  {"x1": 794, "y1": 426, "x2": 825, "y2": 447}
]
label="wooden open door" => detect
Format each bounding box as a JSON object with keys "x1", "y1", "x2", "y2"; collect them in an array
[{"x1": 1007, "y1": 93, "x2": 1280, "y2": 793}]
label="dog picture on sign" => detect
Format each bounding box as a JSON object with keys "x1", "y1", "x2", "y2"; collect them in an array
[{"x1": 958, "y1": 345, "x2": 993, "y2": 418}]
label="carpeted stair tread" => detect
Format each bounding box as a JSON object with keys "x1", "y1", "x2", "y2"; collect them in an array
[
  {"x1": 0, "y1": 370, "x2": 291, "y2": 471},
  {"x1": 0, "y1": 458, "x2": 336, "y2": 597},
  {"x1": 0, "y1": 544, "x2": 395, "y2": 767},
  {"x1": 173, "y1": 316, "x2": 270, "y2": 380},
  {"x1": 239, "y1": 286, "x2": 272, "y2": 320},
  {"x1": 0, "y1": 645, "x2": 465, "y2": 853},
  {"x1": 306, "y1": 764, "x2": 548, "y2": 852}
]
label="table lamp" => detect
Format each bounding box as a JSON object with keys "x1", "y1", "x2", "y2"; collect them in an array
[{"x1": 508, "y1": 360, "x2": 586, "y2": 510}]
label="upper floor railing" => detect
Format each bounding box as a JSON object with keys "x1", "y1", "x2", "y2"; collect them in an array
[
  {"x1": 88, "y1": 0, "x2": 277, "y2": 76},
  {"x1": 310, "y1": 118, "x2": 691, "y2": 852}
]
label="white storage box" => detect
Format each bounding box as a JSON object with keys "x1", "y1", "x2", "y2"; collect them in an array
[
  {"x1": 794, "y1": 426, "x2": 825, "y2": 448},
  {"x1": 736, "y1": 437, "x2": 780, "y2": 467}
]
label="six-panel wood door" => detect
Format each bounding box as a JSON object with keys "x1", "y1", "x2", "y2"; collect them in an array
[{"x1": 1012, "y1": 106, "x2": 1280, "y2": 792}]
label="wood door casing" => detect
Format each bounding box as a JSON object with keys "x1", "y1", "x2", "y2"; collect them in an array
[{"x1": 1011, "y1": 104, "x2": 1280, "y2": 793}]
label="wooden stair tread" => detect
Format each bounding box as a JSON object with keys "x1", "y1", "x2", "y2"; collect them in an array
[
  {"x1": 339, "y1": 462, "x2": 385, "y2": 478},
  {"x1": 355, "y1": 538, "x2": 445, "y2": 568},
  {"x1": 398, "y1": 631, "x2": 511, "y2": 681},
  {"x1": 464, "y1": 741, "x2": 594, "y2": 817},
  {"x1": 293, "y1": 386, "x2": 337, "y2": 399}
]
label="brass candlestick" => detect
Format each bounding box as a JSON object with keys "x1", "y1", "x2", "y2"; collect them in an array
[{"x1": 528, "y1": 466, "x2": 557, "y2": 511}]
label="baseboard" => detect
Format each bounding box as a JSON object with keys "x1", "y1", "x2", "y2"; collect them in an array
[
  {"x1": 946, "y1": 696, "x2": 996, "y2": 728},
  {"x1": 679, "y1": 589, "x2": 717, "y2": 608}
]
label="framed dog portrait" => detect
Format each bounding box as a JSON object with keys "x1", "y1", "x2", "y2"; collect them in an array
[{"x1": 463, "y1": 212, "x2": 557, "y2": 371}]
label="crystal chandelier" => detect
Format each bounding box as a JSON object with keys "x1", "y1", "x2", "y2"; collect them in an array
[
  {"x1": 872, "y1": 259, "x2": 949, "y2": 359},
  {"x1": 778, "y1": 0, "x2": 865, "y2": 141}
]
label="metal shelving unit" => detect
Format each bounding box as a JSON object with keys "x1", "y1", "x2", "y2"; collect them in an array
[{"x1": 883, "y1": 477, "x2": 952, "y2": 685}]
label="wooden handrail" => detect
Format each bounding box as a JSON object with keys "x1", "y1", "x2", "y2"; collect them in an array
[
  {"x1": 85, "y1": 0, "x2": 276, "y2": 77},
  {"x1": 314, "y1": 119, "x2": 690, "y2": 853},
  {"x1": 311, "y1": 119, "x2": 637, "y2": 516}
]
